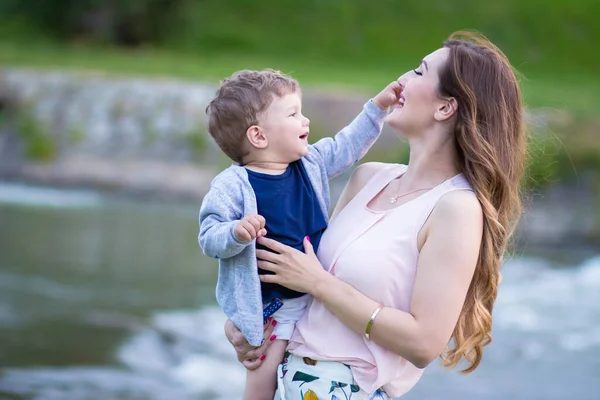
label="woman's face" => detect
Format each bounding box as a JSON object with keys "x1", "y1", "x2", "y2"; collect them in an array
[{"x1": 385, "y1": 47, "x2": 450, "y2": 135}]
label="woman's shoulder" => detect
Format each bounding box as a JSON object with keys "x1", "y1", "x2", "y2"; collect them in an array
[
  {"x1": 430, "y1": 189, "x2": 483, "y2": 229},
  {"x1": 419, "y1": 189, "x2": 483, "y2": 252}
]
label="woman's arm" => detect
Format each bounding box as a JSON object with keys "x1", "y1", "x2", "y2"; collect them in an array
[
  {"x1": 221, "y1": 162, "x2": 387, "y2": 369},
  {"x1": 257, "y1": 189, "x2": 483, "y2": 368},
  {"x1": 330, "y1": 162, "x2": 387, "y2": 221}
]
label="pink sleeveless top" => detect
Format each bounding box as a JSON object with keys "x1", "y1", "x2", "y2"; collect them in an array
[{"x1": 287, "y1": 163, "x2": 473, "y2": 397}]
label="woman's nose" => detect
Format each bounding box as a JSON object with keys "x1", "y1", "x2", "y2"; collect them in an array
[{"x1": 397, "y1": 71, "x2": 412, "y2": 87}]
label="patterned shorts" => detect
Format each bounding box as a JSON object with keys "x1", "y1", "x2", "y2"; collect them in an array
[{"x1": 274, "y1": 352, "x2": 389, "y2": 400}]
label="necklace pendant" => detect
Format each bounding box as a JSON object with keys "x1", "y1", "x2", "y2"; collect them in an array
[{"x1": 389, "y1": 197, "x2": 398, "y2": 204}]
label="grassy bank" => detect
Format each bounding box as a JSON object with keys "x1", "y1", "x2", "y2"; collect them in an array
[
  {"x1": 1, "y1": 40, "x2": 599, "y2": 117},
  {"x1": 2, "y1": 0, "x2": 600, "y2": 192},
  {"x1": 2, "y1": 1, "x2": 598, "y2": 72},
  {"x1": 2, "y1": 0, "x2": 599, "y2": 114},
  {"x1": 2, "y1": 39, "x2": 599, "y2": 189}
]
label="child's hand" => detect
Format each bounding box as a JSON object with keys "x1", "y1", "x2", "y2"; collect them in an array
[
  {"x1": 234, "y1": 214, "x2": 267, "y2": 242},
  {"x1": 373, "y1": 80, "x2": 403, "y2": 110}
]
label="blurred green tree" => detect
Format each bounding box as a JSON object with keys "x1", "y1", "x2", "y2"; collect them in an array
[{"x1": 0, "y1": 0, "x2": 186, "y2": 46}]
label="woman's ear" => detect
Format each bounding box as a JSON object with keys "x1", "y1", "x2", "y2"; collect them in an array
[
  {"x1": 246, "y1": 125, "x2": 268, "y2": 149},
  {"x1": 434, "y1": 97, "x2": 458, "y2": 122}
]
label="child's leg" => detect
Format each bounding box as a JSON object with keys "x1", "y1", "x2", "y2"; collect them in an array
[
  {"x1": 243, "y1": 296, "x2": 308, "y2": 399},
  {"x1": 243, "y1": 339, "x2": 287, "y2": 400}
]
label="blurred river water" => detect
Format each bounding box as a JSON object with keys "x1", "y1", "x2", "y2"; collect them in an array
[{"x1": 0, "y1": 182, "x2": 599, "y2": 400}]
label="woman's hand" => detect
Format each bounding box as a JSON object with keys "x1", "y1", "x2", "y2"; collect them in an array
[
  {"x1": 224, "y1": 317, "x2": 277, "y2": 370},
  {"x1": 256, "y1": 236, "x2": 330, "y2": 295}
]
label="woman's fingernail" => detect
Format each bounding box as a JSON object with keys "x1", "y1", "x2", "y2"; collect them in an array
[
  {"x1": 272, "y1": 320, "x2": 277, "y2": 327},
  {"x1": 270, "y1": 335, "x2": 277, "y2": 341},
  {"x1": 267, "y1": 316, "x2": 273, "y2": 323},
  {"x1": 305, "y1": 236, "x2": 310, "y2": 242},
  {"x1": 260, "y1": 355, "x2": 266, "y2": 361}
]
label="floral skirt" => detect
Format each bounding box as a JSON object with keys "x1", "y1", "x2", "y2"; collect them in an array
[{"x1": 274, "y1": 352, "x2": 389, "y2": 400}]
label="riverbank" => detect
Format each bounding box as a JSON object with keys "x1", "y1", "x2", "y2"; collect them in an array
[
  {"x1": 0, "y1": 67, "x2": 599, "y2": 246},
  {"x1": 0, "y1": 67, "x2": 402, "y2": 199}
]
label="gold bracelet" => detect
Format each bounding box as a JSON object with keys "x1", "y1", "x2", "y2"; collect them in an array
[{"x1": 365, "y1": 305, "x2": 383, "y2": 340}]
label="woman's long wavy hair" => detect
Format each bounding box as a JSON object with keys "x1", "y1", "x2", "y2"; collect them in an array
[{"x1": 437, "y1": 32, "x2": 526, "y2": 372}]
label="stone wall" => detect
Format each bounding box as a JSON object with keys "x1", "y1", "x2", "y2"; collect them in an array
[
  {"x1": 0, "y1": 68, "x2": 384, "y2": 199},
  {"x1": 0, "y1": 68, "x2": 219, "y2": 162}
]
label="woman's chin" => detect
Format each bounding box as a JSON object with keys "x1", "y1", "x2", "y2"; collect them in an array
[{"x1": 385, "y1": 112, "x2": 405, "y2": 131}]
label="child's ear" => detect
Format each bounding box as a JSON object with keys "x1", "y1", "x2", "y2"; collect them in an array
[
  {"x1": 434, "y1": 97, "x2": 458, "y2": 122},
  {"x1": 246, "y1": 125, "x2": 268, "y2": 149}
]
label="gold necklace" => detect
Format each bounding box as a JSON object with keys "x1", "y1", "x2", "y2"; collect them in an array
[{"x1": 389, "y1": 178, "x2": 434, "y2": 204}]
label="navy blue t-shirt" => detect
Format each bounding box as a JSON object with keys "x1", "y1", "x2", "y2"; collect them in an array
[{"x1": 246, "y1": 161, "x2": 328, "y2": 303}]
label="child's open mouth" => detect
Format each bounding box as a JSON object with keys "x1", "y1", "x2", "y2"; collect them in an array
[{"x1": 299, "y1": 132, "x2": 309, "y2": 139}]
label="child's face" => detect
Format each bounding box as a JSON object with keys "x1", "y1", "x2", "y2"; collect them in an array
[{"x1": 257, "y1": 91, "x2": 310, "y2": 162}]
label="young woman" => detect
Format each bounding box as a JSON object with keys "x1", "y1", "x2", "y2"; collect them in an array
[{"x1": 225, "y1": 31, "x2": 526, "y2": 399}]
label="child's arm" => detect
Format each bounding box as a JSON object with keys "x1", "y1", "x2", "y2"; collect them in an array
[
  {"x1": 198, "y1": 187, "x2": 247, "y2": 259},
  {"x1": 311, "y1": 81, "x2": 402, "y2": 179},
  {"x1": 199, "y1": 185, "x2": 265, "y2": 259}
]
